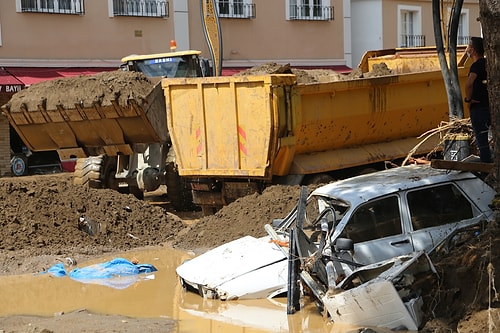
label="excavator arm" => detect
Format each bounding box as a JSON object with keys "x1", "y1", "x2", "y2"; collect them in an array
[{"x1": 200, "y1": 0, "x2": 223, "y2": 76}]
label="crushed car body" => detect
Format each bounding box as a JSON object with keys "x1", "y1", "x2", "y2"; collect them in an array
[
  {"x1": 176, "y1": 164, "x2": 494, "y2": 328},
  {"x1": 176, "y1": 165, "x2": 495, "y2": 308},
  {"x1": 176, "y1": 235, "x2": 288, "y2": 300},
  {"x1": 313, "y1": 250, "x2": 437, "y2": 330}
]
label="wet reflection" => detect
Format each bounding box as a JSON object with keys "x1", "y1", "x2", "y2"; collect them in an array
[{"x1": 0, "y1": 246, "x2": 377, "y2": 333}]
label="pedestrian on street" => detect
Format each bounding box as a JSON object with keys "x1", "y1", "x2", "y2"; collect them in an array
[{"x1": 464, "y1": 36, "x2": 492, "y2": 163}]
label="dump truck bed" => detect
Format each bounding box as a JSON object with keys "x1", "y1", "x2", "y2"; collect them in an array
[
  {"x1": 163, "y1": 75, "x2": 296, "y2": 178},
  {"x1": 1, "y1": 71, "x2": 168, "y2": 160},
  {"x1": 162, "y1": 48, "x2": 470, "y2": 180}
]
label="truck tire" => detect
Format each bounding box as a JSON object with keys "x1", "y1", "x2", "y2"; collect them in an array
[
  {"x1": 73, "y1": 155, "x2": 118, "y2": 190},
  {"x1": 165, "y1": 162, "x2": 195, "y2": 211}
]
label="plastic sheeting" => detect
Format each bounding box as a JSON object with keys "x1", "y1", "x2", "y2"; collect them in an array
[{"x1": 43, "y1": 258, "x2": 157, "y2": 289}]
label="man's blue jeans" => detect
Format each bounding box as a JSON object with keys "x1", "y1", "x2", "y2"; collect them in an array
[{"x1": 470, "y1": 104, "x2": 492, "y2": 163}]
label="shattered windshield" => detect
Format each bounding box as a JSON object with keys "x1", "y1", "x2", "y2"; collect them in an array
[
  {"x1": 277, "y1": 195, "x2": 350, "y2": 240},
  {"x1": 304, "y1": 196, "x2": 349, "y2": 227}
]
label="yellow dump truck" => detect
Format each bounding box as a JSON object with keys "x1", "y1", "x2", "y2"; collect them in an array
[
  {"x1": 2, "y1": 47, "x2": 469, "y2": 213},
  {"x1": 1, "y1": 50, "x2": 212, "y2": 210},
  {"x1": 163, "y1": 47, "x2": 471, "y2": 213}
]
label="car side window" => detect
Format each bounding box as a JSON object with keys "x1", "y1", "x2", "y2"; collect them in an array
[
  {"x1": 407, "y1": 183, "x2": 473, "y2": 230},
  {"x1": 343, "y1": 196, "x2": 402, "y2": 243}
]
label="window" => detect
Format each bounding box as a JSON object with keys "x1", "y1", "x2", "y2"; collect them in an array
[
  {"x1": 457, "y1": 11, "x2": 470, "y2": 45},
  {"x1": 216, "y1": 0, "x2": 255, "y2": 19},
  {"x1": 18, "y1": 0, "x2": 85, "y2": 14},
  {"x1": 343, "y1": 196, "x2": 402, "y2": 243},
  {"x1": 407, "y1": 184, "x2": 473, "y2": 230},
  {"x1": 398, "y1": 5, "x2": 424, "y2": 47},
  {"x1": 287, "y1": 0, "x2": 334, "y2": 21},
  {"x1": 445, "y1": 7, "x2": 470, "y2": 45},
  {"x1": 113, "y1": 0, "x2": 169, "y2": 18}
]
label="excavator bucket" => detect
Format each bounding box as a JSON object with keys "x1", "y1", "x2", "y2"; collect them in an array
[{"x1": 1, "y1": 71, "x2": 168, "y2": 160}]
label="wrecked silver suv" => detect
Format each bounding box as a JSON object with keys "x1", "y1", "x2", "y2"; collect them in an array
[
  {"x1": 280, "y1": 163, "x2": 495, "y2": 266},
  {"x1": 177, "y1": 165, "x2": 495, "y2": 301}
]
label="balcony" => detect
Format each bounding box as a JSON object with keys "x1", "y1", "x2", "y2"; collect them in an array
[
  {"x1": 20, "y1": 0, "x2": 85, "y2": 15},
  {"x1": 113, "y1": 0, "x2": 169, "y2": 18},
  {"x1": 457, "y1": 36, "x2": 471, "y2": 45},
  {"x1": 217, "y1": 2, "x2": 256, "y2": 19},
  {"x1": 400, "y1": 34, "x2": 426, "y2": 48},
  {"x1": 289, "y1": 5, "x2": 334, "y2": 21}
]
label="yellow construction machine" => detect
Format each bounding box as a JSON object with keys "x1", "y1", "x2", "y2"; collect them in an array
[{"x1": 2, "y1": 0, "x2": 222, "y2": 210}]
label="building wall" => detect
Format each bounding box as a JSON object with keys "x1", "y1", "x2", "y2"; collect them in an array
[
  {"x1": 216, "y1": 0, "x2": 345, "y2": 67},
  {"x1": 350, "y1": 0, "x2": 482, "y2": 66},
  {"x1": 0, "y1": 1, "x2": 347, "y2": 68},
  {"x1": 0, "y1": 1, "x2": 176, "y2": 67},
  {"x1": 351, "y1": 0, "x2": 383, "y2": 67},
  {"x1": 0, "y1": 0, "x2": 483, "y2": 69}
]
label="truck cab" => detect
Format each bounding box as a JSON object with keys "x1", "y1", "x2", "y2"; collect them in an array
[{"x1": 121, "y1": 50, "x2": 213, "y2": 78}]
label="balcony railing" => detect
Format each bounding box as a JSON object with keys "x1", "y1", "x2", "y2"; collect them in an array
[
  {"x1": 21, "y1": 0, "x2": 85, "y2": 15},
  {"x1": 400, "y1": 34, "x2": 426, "y2": 48},
  {"x1": 289, "y1": 5, "x2": 334, "y2": 21},
  {"x1": 113, "y1": 0, "x2": 169, "y2": 18},
  {"x1": 217, "y1": 2, "x2": 256, "y2": 19},
  {"x1": 457, "y1": 36, "x2": 471, "y2": 45}
]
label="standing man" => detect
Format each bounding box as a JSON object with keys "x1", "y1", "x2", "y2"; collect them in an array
[{"x1": 464, "y1": 37, "x2": 492, "y2": 163}]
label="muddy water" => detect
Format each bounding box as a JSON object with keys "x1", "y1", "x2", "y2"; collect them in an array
[{"x1": 0, "y1": 247, "x2": 366, "y2": 333}]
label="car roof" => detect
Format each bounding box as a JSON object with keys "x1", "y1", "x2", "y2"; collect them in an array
[
  {"x1": 121, "y1": 50, "x2": 202, "y2": 63},
  {"x1": 311, "y1": 164, "x2": 478, "y2": 205}
]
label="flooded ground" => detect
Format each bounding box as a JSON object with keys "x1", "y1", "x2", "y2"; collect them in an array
[{"x1": 0, "y1": 246, "x2": 374, "y2": 333}]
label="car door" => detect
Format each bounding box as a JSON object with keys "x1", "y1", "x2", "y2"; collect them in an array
[
  {"x1": 340, "y1": 195, "x2": 414, "y2": 265},
  {"x1": 405, "y1": 183, "x2": 480, "y2": 254}
]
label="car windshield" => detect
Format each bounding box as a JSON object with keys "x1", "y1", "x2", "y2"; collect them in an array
[
  {"x1": 277, "y1": 195, "x2": 350, "y2": 240},
  {"x1": 304, "y1": 196, "x2": 350, "y2": 227},
  {"x1": 135, "y1": 55, "x2": 199, "y2": 78}
]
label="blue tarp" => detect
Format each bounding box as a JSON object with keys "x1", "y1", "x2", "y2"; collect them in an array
[{"x1": 43, "y1": 258, "x2": 158, "y2": 289}]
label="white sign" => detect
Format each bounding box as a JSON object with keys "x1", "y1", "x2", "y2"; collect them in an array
[{"x1": 0, "y1": 85, "x2": 23, "y2": 93}]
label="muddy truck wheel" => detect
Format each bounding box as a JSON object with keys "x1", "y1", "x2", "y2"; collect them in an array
[
  {"x1": 73, "y1": 155, "x2": 118, "y2": 189},
  {"x1": 165, "y1": 147, "x2": 196, "y2": 211},
  {"x1": 165, "y1": 162, "x2": 196, "y2": 211}
]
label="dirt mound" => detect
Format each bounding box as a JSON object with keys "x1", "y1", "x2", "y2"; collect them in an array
[
  {"x1": 171, "y1": 184, "x2": 303, "y2": 252},
  {"x1": 233, "y1": 61, "x2": 393, "y2": 84},
  {"x1": 4, "y1": 70, "x2": 154, "y2": 112},
  {"x1": 3, "y1": 62, "x2": 393, "y2": 114},
  {"x1": 0, "y1": 173, "x2": 305, "y2": 274},
  {"x1": 0, "y1": 173, "x2": 185, "y2": 274}
]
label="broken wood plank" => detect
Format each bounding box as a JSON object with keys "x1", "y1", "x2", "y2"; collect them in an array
[{"x1": 430, "y1": 159, "x2": 493, "y2": 174}]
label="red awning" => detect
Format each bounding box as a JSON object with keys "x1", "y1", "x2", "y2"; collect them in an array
[{"x1": 6, "y1": 67, "x2": 117, "y2": 86}]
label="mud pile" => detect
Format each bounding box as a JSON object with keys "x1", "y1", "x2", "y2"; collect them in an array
[
  {"x1": 234, "y1": 61, "x2": 393, "y2": 83},
  {"x1": 3, "y1": 71, "x2": 155, "y2": 112},
  {"x1": 3, "y1": 61, "x2": 394, "y2": 114}
]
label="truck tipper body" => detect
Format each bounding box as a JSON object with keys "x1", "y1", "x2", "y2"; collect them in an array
[{"x1": 162, "y1": 48, "x2": 471, "y2": 213}]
